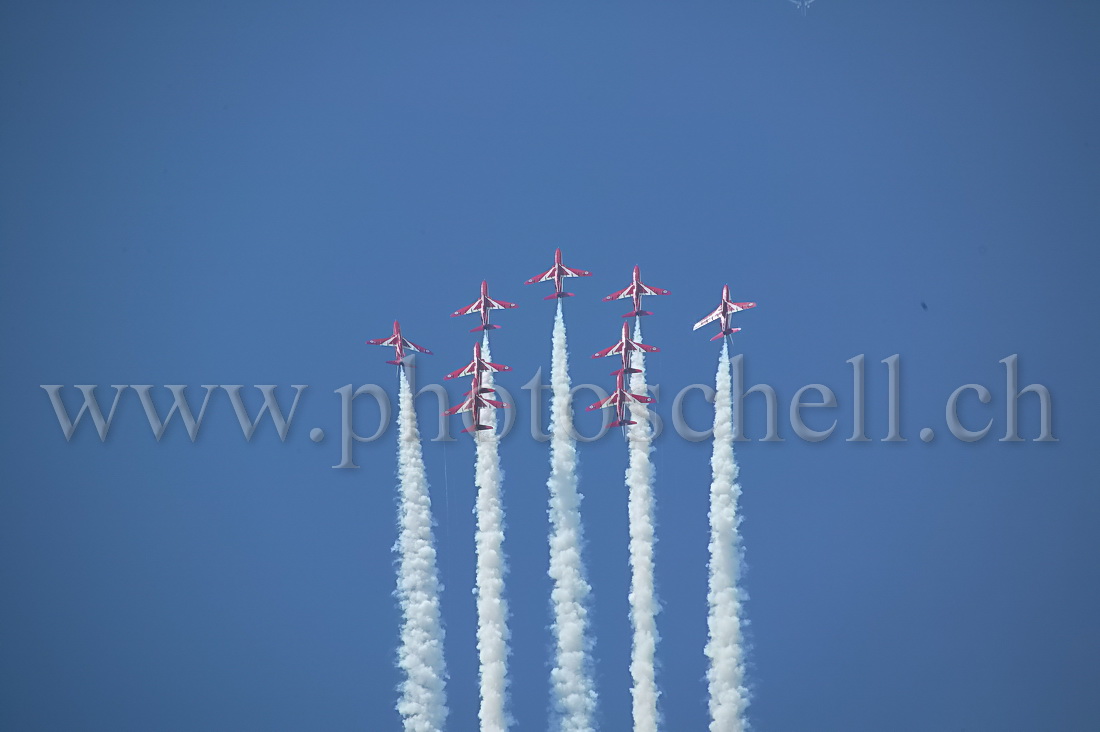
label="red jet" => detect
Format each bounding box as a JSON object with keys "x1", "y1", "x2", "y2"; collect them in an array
[
  {"x1": 586, "y1": 371, "x2": 654, "y2": 429},
  {"x1": 445, "y1": 341, "x2": 512, "y2": 381},
  {"x1": 592, "y1": 321, "x2": 660, "y2": 376},
  {"x1": 603, "y1": 265, "x2": 671, "y2": 317},
  {"x1": 444, "y1": 369, "x2": 510, "y2": 433},
  {"x1": 693, "y1": 284, "x2": 756, "y2": 341},
  {"x1": 365, "y1": 320, "x2": 432, "y2": 366},
  {"x1": 451, "y1": 280, "x2": 519, "y2": 332},
  {"x1": 524, "y1": 248, "x2": 592, "y2": 299}
]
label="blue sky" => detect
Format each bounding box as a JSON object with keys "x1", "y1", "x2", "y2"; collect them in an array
[{"x1": 2, "y1": 1, "x2": 1098, "y2": 730}]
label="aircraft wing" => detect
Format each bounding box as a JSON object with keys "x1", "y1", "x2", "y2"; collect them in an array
[
  {"x1": 602, "y1": 284, "x2": 636, "y2": 302},
  {"x1": 638, "y1": 282, "x2": 671, "y2": 297},
  {"x1": 561, "y1": 265, "x2": 592, "y2": 278},
  {"x1": 445, "y1": 393, "x2": 510, "y2": 416},
  {"x1": 693, "y1": 306, "x2": 723, "y2": 331},
  {"x1": 402, "y1": 338, "x2": 432, "y2": 355},
  {"x1": 635, "y1": 342, "x2": 660, "y2": 353},
  {"x1": 451, "y1": 299, "x2": 484, "y2": 317},
  {"x1": 444, "y1": 395, "x2": 477, "y2": 415},
  {"x1": 592, "y1": 343, "x2": 625, "y2": 359},
  {"x1": 444, "y1": 363, "x2": 477, "y2": 380},
  {"x1": 448, "y1": 362, "x2": 510, "y2": 381},
  {"x1": 524, "y1": 267, "x2": 556, "y2": 285},
  {"x1": 365, "y1": 335, "x2": 399, "y2": 346},
  {"x1": 485, "y1": 296, "x2": 518, "y2": 311},
  {"x1": 730, "y1": 301, "x2": 757, "y2": 313},
  {"x1": 586, "y1": 392, "x2": 619, "y2": 411},
  {"x1": 587, "y1": 389, "x2": 654, "y2": 411}
]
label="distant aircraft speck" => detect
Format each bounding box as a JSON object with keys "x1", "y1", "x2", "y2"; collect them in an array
[{"x1": 789, "y1": 0, "x2": 816, "y2": 15}]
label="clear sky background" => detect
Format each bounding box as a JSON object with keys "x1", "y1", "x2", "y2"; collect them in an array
[{"x1": 2, "y1": 2, "x2": 1098, "y2": 730}]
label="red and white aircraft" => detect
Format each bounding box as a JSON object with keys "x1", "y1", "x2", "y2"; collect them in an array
[
  {"x1": 524, "y1": 248, "x2": 592, "y2": 299},
  {"x1": 445, "y1": 341, "x2": 512, "y2": 381},
  {"x1": 592, "y1": 321, "x2": 660, "y2": 376},
  {"x1": 693, "y1": 284, "x2": 756, "y2": 341},
  {"x1": 444, "y1": 370, "x2": 510, "y2": 433},
  {"x1": 451, "y1": 280, "x2": 519, "y2": 332},
  {"x1": 603, "y1": 265, "x2": 671, "y2": 317},
  {"x1": 365, "y1": 320, "x2": 433, "y2": 366},
  {"x1": 586, "y1": 371, "x2": 655, "y2": 429}
]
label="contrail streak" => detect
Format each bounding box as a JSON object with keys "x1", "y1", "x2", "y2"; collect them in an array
[
  {"x1": 395, "y1": 369, "x2": 448, "y2": 732},
  {"x1": 546, "y1": 301, "x2": 597, "y2": 731},
  {"x1": 474, "y1": 335, "x2": 511, "y2": 732},
  {"x1": 705, "y1": 341, "x2": 748, "y2": 731},
  {"x1": 625, "y1": 319, "x2": 660, "y2": 732}
]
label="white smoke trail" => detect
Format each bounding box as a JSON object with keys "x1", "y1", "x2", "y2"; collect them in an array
[
  {"x1": 395, "y1": 369, "x2": 448, "y2": 732},
  {"x1": 704, "y1": 341, "x2": 749, "y2": 732},
  {"x1": 625, "y1": 319, "x2": 660, "y2": 732},
  {"x1": 474, "y1": 334, "x2": 511, "y2": 732},
  {"x1": 546, "y1": 301, "x2": 597, "y2": 731}
]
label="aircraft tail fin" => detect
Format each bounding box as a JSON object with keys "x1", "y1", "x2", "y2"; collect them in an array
[{"x1": 710, "y1": 327, "x2": 742, "y2": 342}]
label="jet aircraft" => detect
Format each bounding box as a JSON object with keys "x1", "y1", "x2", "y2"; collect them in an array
[
  {"x1": 445, "y1": 341, "x2": 513, "y2": 381},
  {"x1": 451, "y1": 280, "x2": 519, "y2": 332},
  {"x1": 602, "y1": 265, "x2": 671, "y2": 317},
  {"x1": 444, "y1": 369, "x2": 509, "y2": 433},
  {"x1": 586, "y1": 371, "x2": 655, "y2": 429},
  {"x1": 365, "y1": 320, "x2": 432, "y2": 366},
  {"x1": 692, "y1": 285, "x2": 756, "y2": 341},
  {"x1": 524, "y1": 248, "x2": 592, "y2": 299},
  {"x1": 592, "y1": 321, "x2": 660, "y2": 376}
]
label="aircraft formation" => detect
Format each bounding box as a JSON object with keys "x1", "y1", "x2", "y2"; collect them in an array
[{"x1": 366, "y1": 248, "x2": 758, "y2": 435}]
